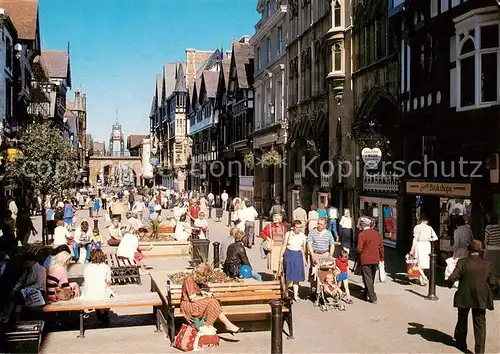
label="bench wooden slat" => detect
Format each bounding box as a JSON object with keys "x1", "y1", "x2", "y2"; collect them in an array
[
  {"x1": 170, "y1": 289, "x2": 281, "y2": 299},
  {"x1": 171, "y1": 293, "x2": 283, "y2": 305},
  {"x1": 42, "y1": 293, "x2": 162, "y2": 312},
  {"x1": 106, "y1": 253, "x2": 113, "y2": 267},
  {"x1": 173, "y1": 303, "x2": 289, "y2": 317}
]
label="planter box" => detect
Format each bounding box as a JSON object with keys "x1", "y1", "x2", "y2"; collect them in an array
[
  {"x1": 158, "y1": 226, "x2": 174, "y2": 233},
  {"x1": 140, "y1": 240, "x2": 190, "y2": 258}
]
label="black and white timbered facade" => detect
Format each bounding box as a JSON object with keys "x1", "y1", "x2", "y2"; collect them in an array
[{"x1": 389, "y1": 0, "x2": 500, "y2": 252}]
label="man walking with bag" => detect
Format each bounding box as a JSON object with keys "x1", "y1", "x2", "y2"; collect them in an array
[
  {"x1": 356, "y1": 217, "x2": 384, "y2": 304},
  {"x1": 446, "y1": 240, "x2": 498, "y2": 354}
]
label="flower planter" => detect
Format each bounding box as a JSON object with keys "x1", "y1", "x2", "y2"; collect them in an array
[
  {"x1": 140, "y1": 240, "x2": 190, "y2": 258},
  {"x1": 158, "y1": 225, "x2": 174, "y2": 234}
]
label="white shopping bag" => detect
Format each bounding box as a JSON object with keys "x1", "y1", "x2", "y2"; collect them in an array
[
  {"x1": 21, "y1": 287, "x2": 46, "y2": 307},
  {"x1": 378, "y1": 261, "x2": 386, "y2": 282},
  {"x1": 78, "y1": 246, "x2": 87, "y2": 264},
  {"x1": 445, "y1": 257, "x2": 459, "y2": 288}
]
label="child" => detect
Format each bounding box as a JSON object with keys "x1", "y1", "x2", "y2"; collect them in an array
[
  {"x1": 92, "y1": 229, "x2": 102, "y2": 249},
  {"x1": 336, "y1": 249, "x2": 353, "y2": 304},
  {"x1": 323, "y1": 272, "x2": 343, "y2": 299},
  {"x1": 53, "y1": 220, "x2": 71, "y2": 247}
]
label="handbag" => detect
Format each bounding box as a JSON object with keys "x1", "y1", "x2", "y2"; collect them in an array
[
  {"x1": 193, "y1": 325, "x2": 219, "y2": 349},
  {"x1": 20, "y1": 287, "x2": 46, "y2": 307},
  {"x1": 173, "y1": 324, "x2": 198, "y2": 351},
  {"x1": 261, "y1": 238, "x2": 272, "y2": 252},
  {"x1": 378, "y1": 261, "x2": 386, "y2": 282}
]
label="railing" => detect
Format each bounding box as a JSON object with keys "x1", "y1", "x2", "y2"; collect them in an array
[
  {"x1": 363, "y1": 173, "x2": 400, "y2": 193},
  {"x1": 293, "y1": 172, "x2": 302, "y2": 186},
  {"x1": 320, "y1": 173, "x2": 331, "y2": 188}
]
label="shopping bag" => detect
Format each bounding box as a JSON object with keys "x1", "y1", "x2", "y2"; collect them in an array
[
  {"x1": 445, "y1": 257, "x2": 459, "y2": 288},
  {"x1": 21, "y1": 287, "x2": 46, "y2": 307},
  {"x1": 173, "y1": 324, "x2": 198, "y2": 351},
  {"x1": 378, "y1": 261, "x2": 386, "y2": 282},
  {"x1": 193, "y1": 325, "x2": 219, "y2": 350},
  {"x1": 78, "y1": 246, "x2": 87, "y2": 264},
  {"x1": 405, "y1": 254, "x2": 421, "y2": 280}
]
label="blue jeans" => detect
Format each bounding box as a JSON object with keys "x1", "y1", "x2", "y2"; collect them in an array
[
  {"x1": 252, "y1": 271, "x2": 262, "y2": 281},
  {"x1": 329, "y1": 219, "x2": 339, "y2": 238},
  {"x1": 73, "y1": 243, "x2": 92, "y2": 261}
]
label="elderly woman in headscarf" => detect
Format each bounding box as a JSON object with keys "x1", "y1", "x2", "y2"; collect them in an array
[{"x1": 259, "y1": 213, "x2": 287, "y2": 278}]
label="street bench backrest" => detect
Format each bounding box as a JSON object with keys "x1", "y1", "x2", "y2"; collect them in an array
[{"x1": 168, "y1": 281, "x2": 282, "y2": 306}]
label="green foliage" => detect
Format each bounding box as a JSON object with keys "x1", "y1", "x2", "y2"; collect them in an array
[
  {"x1": 243, "y1": 152, "x2": 255, "y2": 169},
  {"x1": 5, "y1": 122, "x2": 78, "y2": 196},
  {"x1": 261, "y1": 147, "x2": 282, "y2": 166}
]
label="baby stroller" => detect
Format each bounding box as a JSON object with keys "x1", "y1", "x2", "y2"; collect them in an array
[{"x1": 313, "y1": 258, "x2": 346, "y2": 312}]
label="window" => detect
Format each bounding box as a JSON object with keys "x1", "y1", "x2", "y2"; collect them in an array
[
  {"x1": 455, "y1": 12, "x2": 500, "y2": 109},
  {"x1": 6, "y1": 38, "x2": 12, "y2": 71},
  {"x1": 267, "y1": 37, "x2": 272, "y2": 63},
  {"x1": 332, "y1": 43, "x2": 342, "y2": 71},
  {"x1": 333, "y1": 0, "x2": 342, "y2": 28},
  {"x1": 266, "y1": 0, "x2": 272, "y2": 17},
  {"x1": 257, "y1": 47, "x2": 261, "y2": 70},
  {"x1": 278, "y1": 26, "x2": 284, "y2": 54}
]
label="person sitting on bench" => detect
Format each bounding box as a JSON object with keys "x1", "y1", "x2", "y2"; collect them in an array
[
  {"x1": 116, "y1": 228, "x2": 153, "y2": 274},
  {"x1": 180, "y1": 263, "x2": 242, "y2": 333}
]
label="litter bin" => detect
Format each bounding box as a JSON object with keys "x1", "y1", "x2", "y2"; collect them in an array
[
  {"x1": 215, "y1": 208, "x2": 223, "y2": 221},
  {"x1": 191, "y1": 239, "x2": 210, "y2": 265},
  {"x1": 3, "y1": 321, "x2": 44, "y2": 354}
]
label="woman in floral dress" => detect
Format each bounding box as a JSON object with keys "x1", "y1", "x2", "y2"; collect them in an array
[
  {"x1": 180, "y1": 263, "x2": 241, "y2": 332},
  {"x1": 259, "y1": 214, "x2": 287, "y2": 278}
]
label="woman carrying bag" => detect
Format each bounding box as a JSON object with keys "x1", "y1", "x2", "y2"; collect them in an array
[{"x1": 410, "y1": 214, "x2": 438, "y2": 286}]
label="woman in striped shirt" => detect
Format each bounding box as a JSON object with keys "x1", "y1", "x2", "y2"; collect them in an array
[{"x1": 46, "y1": 251, "x2": 80, "y2": 303}]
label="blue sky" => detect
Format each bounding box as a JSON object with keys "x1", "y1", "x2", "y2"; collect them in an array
[{"x1": 39, "y1": 0, "x2": 259, "y2": 143}]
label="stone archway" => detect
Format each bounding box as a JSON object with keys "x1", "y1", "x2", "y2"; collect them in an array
[{"x1": 89, "y1": 157, "x2": 142, "y2": 186}]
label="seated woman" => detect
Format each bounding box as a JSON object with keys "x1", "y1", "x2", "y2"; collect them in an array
[
  {"x1": 193, "y1": 212, "x2": 209, "y2": 239},
  {"x1": 10, "y1": 253, "x2": 46, "y2": 312},
  {"x1": 80, "y1": 249, "x2": 115, "y2": 324},
  {"x1": 224, "y1": 231, "x2": 262, "y2": 281},
  {"x1": 174, "y1": 215, "x2": 192, "y2": 241},
  {"x1": 73, "y1": 221, "x2": 93, "y2": 263},
  {"x1": 46, "y1": 251, "x2": 80, "y2": 303},
  {"x1": 53, "y1": 220, "x2": 71, "y2": 247},
  {"x1": 107, "y1": 218, "x2": 123, "y2": 246},
  {"x1": 42, "y1": 244, "x2": 71, "y2": 270},
  {"x1": 180, "y1": 263, "x2": 241, "y2": 333}
]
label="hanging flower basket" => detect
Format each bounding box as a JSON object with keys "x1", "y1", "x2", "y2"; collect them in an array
[
  {"x1": 261, "y1": 148, "x2": 282, "y2": 166},
  {"x1": 243, "y1": 152, "x2": 255, "y2": 169}
]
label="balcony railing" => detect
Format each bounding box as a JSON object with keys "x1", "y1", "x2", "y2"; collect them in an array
[
  {"x1": 320, "y1": 173, "x2": 331, "y2": 188},
  {"x1": 293, "y1": 172, "x2": 302, "y2": 186},
  {"x1": 363, "y1": 173, "x2": 400, "y2": 193}
]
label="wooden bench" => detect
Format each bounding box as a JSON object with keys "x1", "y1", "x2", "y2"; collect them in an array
[
  {"x1": 42, "y1": 292, "x2": 163, "y2": 338},
  {"x1": 105, "y1": 252, "x2": 141, "y2": 285},
  {"x1": 151, "y1": 276, "x2": 293, "y2": 342}
]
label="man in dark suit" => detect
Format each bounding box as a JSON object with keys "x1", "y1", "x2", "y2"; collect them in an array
[{"x1": 447, "y1": 240, "x2": 498, "y2": 354}]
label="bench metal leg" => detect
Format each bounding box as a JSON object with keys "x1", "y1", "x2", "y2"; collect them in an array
[
  {"x1": 154, "y1": 307, "x2": 161, "y2": 333},
  {"x1": 168, "y1": 309, "x2": 176, "y2": 343},
  {"x1": 77, "y1": 311, "x2": 85, "y2": 339},
  {"x1": 285, "y1": 303, "x2": 294, "y2": 340}
]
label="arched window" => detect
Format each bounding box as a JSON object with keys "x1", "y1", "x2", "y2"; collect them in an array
[
  {"x1": 333, "y1": 0, "x2": 342, "y2": 28},
  {"x1": 456, "y1": 13, "x2": 499, "y2": 109},
  {"x1": 332, "y1": 42, "x2": 343, "y2": 72}
]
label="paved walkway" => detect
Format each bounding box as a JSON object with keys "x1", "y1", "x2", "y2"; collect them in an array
[{"x1": 31, "y1": 208, "x2": 500, "y2": 353}]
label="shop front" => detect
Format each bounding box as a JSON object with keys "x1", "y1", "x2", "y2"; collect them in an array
[{"x1": 405, "y1": 181, "x2": 472, "y2": 259}]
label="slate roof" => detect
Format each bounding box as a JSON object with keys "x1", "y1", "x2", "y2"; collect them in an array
[
  {"x1": 127, "y1": 135, "x2": 147, "y2": 149},
  {"x1": 163, "y1": 63, "x2": 178, "y2": 99},
  {"x1": 0, "y1": 0, "x2": 38, "y2": 40},
  {"x1": 201, "y1": 71, "x2": 219, "y2": 99},
  {"x1": 149, "y1": 96, "x2": 156, "y2": 118},
  {"x1": 156, "y1": 74, "x2": 163, "y2": 106},
  {"x1": 174, "y1": 63, "x2": 187, "y2": 93},
  {"x1": 41, "y1": 50, "x2": 70, "y2": 82},
  {"x1": 222, "y1": 58, "x2": 231, "y2": 89},
  {"x1": 232, "y1": 41, "x2": 254, "y2": 89}
]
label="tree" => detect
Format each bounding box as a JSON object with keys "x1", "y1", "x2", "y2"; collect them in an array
[{"x1": 6, "y1": 122, "x2": 79, "y2": 244}]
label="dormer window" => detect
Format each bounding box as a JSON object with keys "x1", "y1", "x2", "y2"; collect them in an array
[{"x1": 455, "y1": 10, "x2": 500, "y2": 110}]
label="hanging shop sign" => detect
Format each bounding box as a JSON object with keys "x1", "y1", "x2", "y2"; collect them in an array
[
  {"x1": 406, "y1": 181, "x2": 471, "y2": 197},
  {"x1": 361, "y1": 148, "x2": 382, "y2": 169}
]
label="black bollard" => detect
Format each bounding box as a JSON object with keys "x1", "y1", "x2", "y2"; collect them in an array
[
  {"x1": 426, "y1": 252, "x2": 439, "y2": 300},
  {"x1": 259, "y1": 216, "x2": 263, "y2": 236},
  {"x1": 93, "y1": 219, "x2": 99, "y2": 231},
  {"x1": 227, "y1": 210, "x2": 232, "y2": 227},
  {"x1": 270, "y1": 299, "x2": 283, "y2": 354},
  {"x1": 209, "y1": 206, "x2": 212, "y2": 219},
  {"x1": 213, "y1": 242, "x2": 220, "y2": 268}
]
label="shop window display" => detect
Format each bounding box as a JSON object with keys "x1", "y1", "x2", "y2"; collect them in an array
[
  {"x1": 382, "y1": 204, "x2": 397, "y2": 241},
  {"x1": 439, "y1": 197, "x2": 472, "y2": 253}
]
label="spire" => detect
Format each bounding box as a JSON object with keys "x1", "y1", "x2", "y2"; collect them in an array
[
  {"x1": 114, "y1": 109, "x2": 120, "y2": 124},
  {"x1": 174, "y1": 63, "x2": 187, "y2": 92}
]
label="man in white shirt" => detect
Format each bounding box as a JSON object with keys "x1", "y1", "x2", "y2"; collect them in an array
[
  {"x1": 239, "y1": 200, "x2": 258, "y2": 248},
  {"x1": 107, "y1": 217, "x2": 123, "y2": 246},
  {"x1": 293, "y1": 203, "x2": 308, "y2": 233},
  {"x1": 53, "y1": 220, "x2": 71, "y2": 246},
  {"x1": 207, "y1": 192, "x2": 215, "y2": 207},
  {"x1": 132, "y1": 198, "x2": 145, "y2": 221},
  {"x1": 116, "y1": 228, "x2": 152, "y2": 274},
  {"x1": 328, "y1": 205, "x2": 339, "y2": 239},
  {"x1": 73, "y1": 221, "x2": 93, "y2": 263},
  {"x1": 221, "y1": 190, "x2": 229, "y2": 211},
  {"x1": 8, "y1": 199, "x2": 18, "y2": 220}
]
